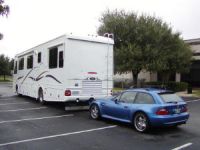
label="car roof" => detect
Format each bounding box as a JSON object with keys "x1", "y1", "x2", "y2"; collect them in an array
[{"x1": 125, "y1": 88, "x2": 173, "y2": 94}]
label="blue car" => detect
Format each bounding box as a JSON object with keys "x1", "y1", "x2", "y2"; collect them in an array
[{"x1": 89, "y1": 88, "x2": 189, "y2": 132}]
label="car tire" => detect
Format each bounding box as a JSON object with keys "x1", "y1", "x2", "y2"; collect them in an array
[
  {"x1": 133, "y1": 112, "x2": 149, "y2": 133},
  {"x1": 172, "y1": 124, "x2": 179, "y2": 128},
  {"x1": 90, "y1": 104, "x2": 101, "y2": 120},
  {"x1": 38, "y1": 89, "x2": 46, "y2": 105}
]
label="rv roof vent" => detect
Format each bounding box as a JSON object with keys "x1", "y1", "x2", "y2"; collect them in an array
[{"x1": 103, "y1": 33, "x2": 114, "y2": 39}]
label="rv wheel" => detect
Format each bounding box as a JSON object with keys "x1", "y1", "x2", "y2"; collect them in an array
[
  {"x1": 16, "y1": 85, "x2": 19, "y2": 95},
  {"x1": 38, "y1": 89, "x2": 45, "y2": 105},
  {"x1": 16, "y1": 85, "x2": 22, "y2": 96}
]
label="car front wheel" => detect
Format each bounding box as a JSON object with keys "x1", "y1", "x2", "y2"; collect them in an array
[
  {"x1": 90, "y1": 104, "x2": 100, "y2": 119},
  {"x1": 133, "y1": 112, "x2": 149, "y2": 133}
]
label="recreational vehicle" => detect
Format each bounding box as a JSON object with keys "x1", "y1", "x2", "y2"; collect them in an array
[{"x1": 13, "y1": 34, "x2": 114, "y2": 104}]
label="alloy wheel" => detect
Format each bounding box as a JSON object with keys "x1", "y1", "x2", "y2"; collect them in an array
[
  {"x1": 134, "y1": 113, "x2": 148, "y2": 132},
  {"x1": 90, "y1": 105, "x2": 100, "y2": 119}
]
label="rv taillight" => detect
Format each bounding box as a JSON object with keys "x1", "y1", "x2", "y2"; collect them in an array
[
  {"x1": 65, "y1": 90, "x2": 71, "y2": 96},
  {"x1": 88, "y1": 72, "x2": 97, "y2": 75}
]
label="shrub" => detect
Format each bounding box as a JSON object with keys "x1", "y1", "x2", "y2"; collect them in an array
[
  {"x1": 114, "y1": 81, "x2": 134, "y2": 89},
  {"x1": 144, "y1": 81, "x2": 188, "y2": 92}
]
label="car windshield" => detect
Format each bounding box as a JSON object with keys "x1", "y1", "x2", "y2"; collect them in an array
[{"x1": 159, "y1": 93, "x2": 182, "y2": 103}]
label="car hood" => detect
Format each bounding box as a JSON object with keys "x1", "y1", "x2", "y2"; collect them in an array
[{"x1": 95, "y1": 96, "x2": 113, "y2": 102}]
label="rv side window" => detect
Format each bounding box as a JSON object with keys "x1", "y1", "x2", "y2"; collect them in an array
[
  {"x1": 49, "y1": 47, "x2": 58, "y2": 68},
  {"x1": 14, "y1": 61, "x2": 17, "y2": 74},
  {"x1": 38, "y1": 52, "x2": 41, "y2": 63},
  {"x1": 59, "y1": 51, "x2": 64, "y2": 68},
  {"x1": 19, "y1": 58, "x2": 24, "y2": 70},
  {"x1": 27, "y1": 55, "x2": 33, "y2": 69}
]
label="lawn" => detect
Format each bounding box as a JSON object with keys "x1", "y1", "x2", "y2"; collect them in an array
[
  {"x1": 0, "y1": 75, "x2": 13, "y2": 82},
  {"x1": 113, "y1": 87, "x2": 123, "y2": 92},
  {"x1": 112, "y1": 88, "x2": 123, "y2": 95},
  {"x1": 193, "y1": 89, "x2": 200, "y2": 97}
]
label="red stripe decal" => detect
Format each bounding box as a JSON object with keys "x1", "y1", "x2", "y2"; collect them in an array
[{"x1": 88, "y1": 72, "x2": 97, "y2": 74}]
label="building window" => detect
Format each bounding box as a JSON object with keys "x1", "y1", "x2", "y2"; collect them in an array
[
  {"x1": 27, "y1": 55, "x2": 33, "y2": 69},
  {"x1": 59, "y1": 51, "x2": 64, "y2": 68},
  {"x1": 14, "y1": 61, "x2": 17, "y2": 74},
  {"x1": 38, "y1": 52, "x2": 41, "y2": 63},
  {"x1": 49, "y1": 47, "x2": 58, "y2": 68},
  {"x1": 19, "y1": 58, "x2": 24, "y2": 70}
]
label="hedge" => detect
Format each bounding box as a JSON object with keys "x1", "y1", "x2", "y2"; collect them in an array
[
  {"x1": 114, "y1": 81, "x2": 134, "y2": 89},
  {"x1": 144, "y1": 81, "x2": 188, "y2": 92},
  {"x1": 114, "y1": 81, "x2": 188, "y2": 92}
]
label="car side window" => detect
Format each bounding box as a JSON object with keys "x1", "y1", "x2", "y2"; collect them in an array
[
  {"x1": 119, "y1": 92, "x2": 137, "y2": 103},
  {"x1": 134, "y1": 92, "x2": 155, "y2": 104}
]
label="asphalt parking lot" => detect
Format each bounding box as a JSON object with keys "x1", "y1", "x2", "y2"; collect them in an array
[{"x1": 0, "y1": 83, "x2": 200, "y2": 150}]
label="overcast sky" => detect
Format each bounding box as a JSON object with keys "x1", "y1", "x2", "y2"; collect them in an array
[{"x1": 0, "y1": 0, "x2": 200, "y2": 58}]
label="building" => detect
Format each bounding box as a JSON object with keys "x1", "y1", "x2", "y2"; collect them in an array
[
  {"x1": 181, "y1": 38, "x2": 200, "y2": 86},
  {"x1": 114, "y1": 38, "x2": 200, "y2": 86}
]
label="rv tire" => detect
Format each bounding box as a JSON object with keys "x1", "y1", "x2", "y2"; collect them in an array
[
  {"x1": 38, "y1": 88, "x2": 46, "y2": 105},
  {"x1": 16, "y1": 85, "x2": 22, "y2": 96}
]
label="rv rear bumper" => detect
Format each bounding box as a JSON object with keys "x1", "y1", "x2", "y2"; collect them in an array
[{"x1": 63, "y1": 95, "x2": 110, "y2": 102}]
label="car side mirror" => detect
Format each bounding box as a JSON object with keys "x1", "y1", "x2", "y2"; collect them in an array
[{"x1": 114, "y1": 99, "x2": 119, "y2": 104}]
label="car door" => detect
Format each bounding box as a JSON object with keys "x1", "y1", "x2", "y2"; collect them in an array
[
  {"x1": 100, "y1": 95, "x2": 121, "y2": 117},
  {"x1": 105, "y1": 91, "x2": 137, "y2": 120}
]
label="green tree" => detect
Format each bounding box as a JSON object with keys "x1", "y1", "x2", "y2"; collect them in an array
[
  {"x1": 0, "y1": 0, "x2": 9, "y2": 40},
  {"x1": 147, "y1": 32, "x2": 192, "y2": 82},
  {"x1": 0, "y1": 54, "x2": 10, "y2": 80},
  {"x1": 98, "y1": 9, "x2": 192, "y2": 86},
  {"x1": 9, "y1": 58, "x2": 14, "y2": 70}
]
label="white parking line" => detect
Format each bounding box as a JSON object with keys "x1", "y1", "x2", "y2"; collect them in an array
[
  {"x1": 0, "y1": 107, "x2": 47, "y2": 112},
  {"x1": 0, "y1": 125, "x2": 117, "y2": 147},
  {"x1": 172, "y1": 143, "x2": 192, "y2": 150},
  {"x1": 0, "y1": 96, "x2": 22, "y2": 99},
  {"x1": 0, "y1": 98, "x2": 16, "y2": 101},
  {"x1": 0, "y1": 102, "x2": 30, "y2": 106},
  {"x1": 187, "y1": 99, "x2": 200, "y2": 103},
  {"x1": 0, "y1": 114, "x2": 74, "y2": 124}
]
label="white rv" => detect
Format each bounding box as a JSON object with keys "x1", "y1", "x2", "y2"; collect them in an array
[{"x1": 13, "y1": 34, "x2": 114, "y2": 104}]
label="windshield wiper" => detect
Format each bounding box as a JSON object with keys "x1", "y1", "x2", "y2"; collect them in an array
[{"x1": 166, "y1": 101, "x2": 178, "y2": 104}]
